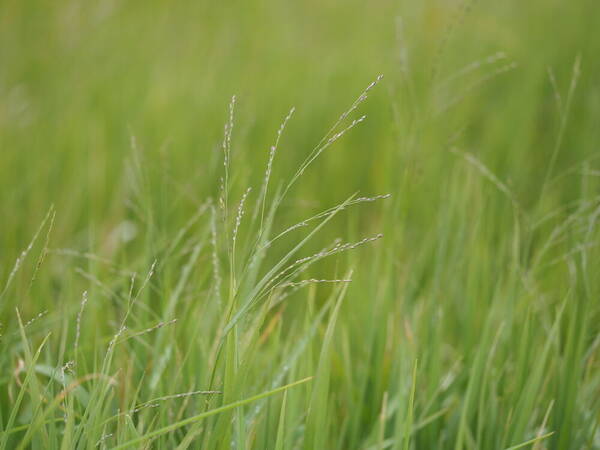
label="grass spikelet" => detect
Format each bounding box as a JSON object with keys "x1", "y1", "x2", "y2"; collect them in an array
[{"x1": 0, "y1": 205, "x2": 55, "y2": 304}]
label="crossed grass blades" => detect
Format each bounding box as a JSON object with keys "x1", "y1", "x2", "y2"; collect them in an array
[{"x1": 0, "y1": 77, "x2": 391, "y2": 449}]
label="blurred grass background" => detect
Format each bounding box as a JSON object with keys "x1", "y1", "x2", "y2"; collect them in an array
[
  {"x1": 0, "y1": 0, "x2": 599, "y2": 448},
  {"x1": 1, "y1": 0, "x2": 599, "y2": 245}
]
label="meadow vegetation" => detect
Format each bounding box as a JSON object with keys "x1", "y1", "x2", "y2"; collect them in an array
[{"x1": 0, "y1": 0, "x2": 599, "y2": 448}]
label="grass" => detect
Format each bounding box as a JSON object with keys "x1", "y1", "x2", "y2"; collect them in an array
[{"x1": 1, "y1": 0, "x2": 599, "y2": 448}]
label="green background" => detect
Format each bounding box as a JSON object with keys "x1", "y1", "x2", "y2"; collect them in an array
[{"x1": 0, "y1": 0, "x2": 598, "y2": 448}]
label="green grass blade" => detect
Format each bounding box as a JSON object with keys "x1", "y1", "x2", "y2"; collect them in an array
[{"x1": 112, "y1": 377, "x2": 312, "y2": 449}]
